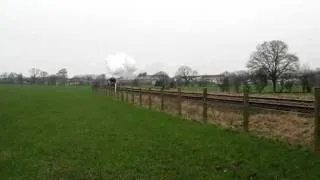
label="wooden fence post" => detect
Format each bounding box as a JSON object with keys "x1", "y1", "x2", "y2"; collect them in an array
[
  {"x1": 314, "y1": 88, "x2": 320, "y2": 153},
  {"x1": 126, "y1": 88, "x2": 129, "y2": 103},
  {"x1": 203, "y1": 88, "x2": 208, "y2": 123},
  {"x1": 161, "y1": 88, "x2": 164, "y2": 111},
  {"x1": 121, "y1": 88, "x2": 124, "y2": 101},
  {"x1": 243, "y1": 88, "x2": 249, "y2": 132},
  {"x1": 104, "y1": 87, "x2": 107, "y2": 96},
  {"x1": 117, "y1": 88, "x2": 120, "y2": 100},
  {"x1": 178, "y1": 88, "x2": 182, "y2": 116},
  {"x1": 111, "y1": 86, "x2": 113, "y2": 97},
  {"x1": 148, "y1": 88, "x2": 152, "y2": 109},
  {"x1": 139, "y1": 88, "x2": 142, "y2": 106},
  {"x1": 131, "y1": 89, "x2": 134, "y2": 104}
]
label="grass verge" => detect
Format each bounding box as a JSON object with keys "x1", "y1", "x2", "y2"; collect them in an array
[{"x1": 1, "y1": 85, "x2": 320, "y2": 179}]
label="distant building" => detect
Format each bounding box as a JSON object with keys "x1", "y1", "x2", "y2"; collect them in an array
[
  {"x1": 136, "y1": 75, "x2": 155, "y2": 85},
  {"x1": 174, "y1": 74, "x2": 224, "y2": 84},
  {"x1": 132, "y1": 72, "x2": 170, "y2": 86},
  {"x1": 199, "y1": 74, "x2": 225, "y2": 84}
]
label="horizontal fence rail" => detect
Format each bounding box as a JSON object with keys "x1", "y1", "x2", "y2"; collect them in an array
[
  {"x1": 100, "y1": 86, "x2": 320, "y2": 153},
  {"x1": 120, "y1": 87, "x2": 315, "y2": 114}
]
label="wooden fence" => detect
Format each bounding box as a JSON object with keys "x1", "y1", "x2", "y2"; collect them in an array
[{"x1": 102, "y1": 86, "x2": 320, "y2": 153}]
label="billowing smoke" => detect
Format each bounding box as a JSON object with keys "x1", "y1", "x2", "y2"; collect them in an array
[{"x1": 105, "y1": 52, "x2": 137, "y2": 80}]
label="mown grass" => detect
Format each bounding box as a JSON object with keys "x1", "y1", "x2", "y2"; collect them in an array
[{"x1": 0, "y1": 85, "x2": 320, "y2": 179}]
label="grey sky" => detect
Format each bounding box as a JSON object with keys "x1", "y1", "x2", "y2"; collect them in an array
[{"x1": 1, "y1": 0, "x2": 319, "y2": 77}]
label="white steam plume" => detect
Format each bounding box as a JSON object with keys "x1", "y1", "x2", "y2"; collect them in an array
[{"x1": 105, "y1": 52, "x2": 137, "y2": 80}]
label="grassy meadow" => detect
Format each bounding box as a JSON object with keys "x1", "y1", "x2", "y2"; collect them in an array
[{"x1": 0, "y1": 85, "x2": 320, "y2": 179}]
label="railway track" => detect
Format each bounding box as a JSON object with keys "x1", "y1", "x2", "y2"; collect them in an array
[{"x1": 120, "y1": 87, "x2": 315, "y2": 114}]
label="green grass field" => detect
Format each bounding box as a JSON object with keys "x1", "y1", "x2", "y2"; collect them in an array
[{"x1": 1, "y1": 85, "x2": 320, "y2": 179}]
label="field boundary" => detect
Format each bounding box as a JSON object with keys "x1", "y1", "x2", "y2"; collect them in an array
[
  {"x1": 100, "y1": 86, "x2": 320, "y2": 153},
  {"x1": 121, "y1": 87, "x2": 315, "y2": 114}
]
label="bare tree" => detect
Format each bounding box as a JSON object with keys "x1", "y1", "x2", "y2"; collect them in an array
[
  {"x1": 299, "y1": 64, "x2": 315, "y2": 93},
  {"x1": 0, "y1": 73, "x2": 8, "y2": 84},
  {"x1": 0, "y1": 72, "x2": 24, "y2": 84},
  {"x1": 153, "y1": 71, "x2": 170, "y2": 88},
  {"x1": 0, "y1": 72, "x2": 8, "y2": 79},
  {"x1": 251, "y1": 68, "x2": 268, "y2": 93},
  {"x1": 39, "y1": 71, "x2": 48, "y2": 84},
  {"x1": 218, "y1": 76, "x2": 230, "y2": 92},
  {"x1": 56, "y1": 68, "x2": 68, "y2": 85},
  {"x1": 57, "y1": 68, "x2": 68, "y2": 78},
  {"x1": 229, "y1": 70, "x2": 250, "y2": 93},
  {"x1": 29, "y1": 68, "x2": 41, "y2": 84},
  {"x1": 7, "y1": 72, "x2": 18, "y2": 84},
  {"x1": 217, "y1": 72, "x2": 230, "y2": 92},
  {"x1": 279, "y1": 73, "x2": 294, "y2": 93},
  {"x1": 175, "y1": 65, "x2": 199, "y2": 85},
  {"x1": 247, "y1": 40, "x2": 299, "y2": 92},
  {"x1": 315, "y1": 69, "x2": 320, "y2": 87},
  {"x1": 17, "y1": 73, "x2": 23, "y2": 84},
  {"x1": 47, "y1": 75, "x2": 58, "y2": 85}
]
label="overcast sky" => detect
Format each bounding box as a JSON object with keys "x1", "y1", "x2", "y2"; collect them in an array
[{"x1": 1, "y1": 0, "x2": 319, "y2": 77}]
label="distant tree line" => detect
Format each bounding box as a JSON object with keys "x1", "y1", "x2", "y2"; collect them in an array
[
  {"x1": 0, "y1": 72, "x2": 24, "y2": 84},
  {"x1": 132, "y1": 40, "x2": 320, "y2": 93},
  {"x1": 0, "y1": 68, "x2": 70, "y2": 85},
  {"x1": 0, "y1": 68, "x2": 108, "y2": 86},
  {"x1": 2, "y1": 40, "x2": 320, "y2": 93}
]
